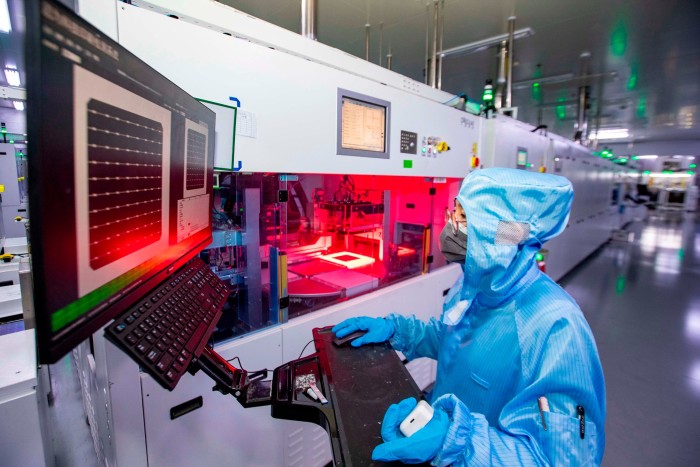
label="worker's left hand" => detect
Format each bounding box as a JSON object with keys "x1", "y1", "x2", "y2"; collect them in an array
[{"x1": 371, "y1": 397, "x2": 449, "y2": 464}]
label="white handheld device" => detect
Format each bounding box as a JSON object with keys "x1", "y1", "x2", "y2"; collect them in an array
[{"x1": 399, "y1": 400, "x2": 434, "y2": 437}]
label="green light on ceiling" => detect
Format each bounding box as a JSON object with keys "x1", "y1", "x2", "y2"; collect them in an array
[
  {"x1": 627, "y1": 63, "x2": 638, "y2": 90},
  {"x1": 636, "y1": 96, "x2": 647, "y2": 119},
  {"x1": 632, "y1": 156, "x2": 638, "y2": 160},
  {"x1": 615, "y1": 275, "x2": 626, "y2": 295},
  {"x1": 643, "y1": 170, "x2": 651, "y2": 174},
  {"x1": 531, "y1": 82, "x2": 542, "y2": 101},
  {"x1": 611, "y1": 20, "x2": 628, "y2": 56},
  {"x1": 556, "y1": 97, "x2": 566, "y2": 120},
  {"x1": 689, "y1": 163, "x2": 697, "y2": 168},
  {"x1": 687, "y1": 171, "x2": 695, "y2": 175}
]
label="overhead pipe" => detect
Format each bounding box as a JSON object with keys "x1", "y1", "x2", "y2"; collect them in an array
[
  {"x1": 575, "y1": 52, "x2": 592, "y2": 143},
  {"x1": 505, "y1": 16, "x2": 515, "y2": 108},
  {"x1": 437, "y1": 0, "x2": 445, "y2": 89},
  {"x1": 300, "y1": 0, "x2": 317, "y2": 40},
  {"x1": 424, "y1": 3, "x2": 430, "y2": 84},
  {"x1": 378, "y1": 22, "x2": 384, "y2": 66},
  {"x1": 440, "y1": 27, "x2": 534, "y2": 58},
  {"x1": 495, "y1": 39, "x2": 507, "y2": 109},
  {"x1": 429, "y1": 0, "x2": 439, "y2": 88},
  {"x1": 365, "y1": 23, "x2": 370, "y2": 61},
  {"x1": 386, "y1": 53, "x2": 393, "y2": 70}
]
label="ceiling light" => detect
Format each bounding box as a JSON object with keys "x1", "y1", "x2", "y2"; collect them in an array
[
  {"x1": 0, "y1": 0, "x2": 10, "y2": 34},
  {"x1": 440, "y1": 28, "x2": 534, "y2": 58},
  {"x1": 13, "y1": 101, "x2": 24, "y2": 111},
  {"x1": 635, "y1": 155, "x2": 658, "y2": 159},
  {"x1": 590, "y1": 128, "x2": 629, "y2": 140},
  {"x1": 4, "y1": 67, "x2": 20, "y2": 86}
]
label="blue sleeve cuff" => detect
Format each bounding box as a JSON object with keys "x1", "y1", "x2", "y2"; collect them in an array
[{"x1": 430, "y1": 394, "x2": 475, "y2": 467}]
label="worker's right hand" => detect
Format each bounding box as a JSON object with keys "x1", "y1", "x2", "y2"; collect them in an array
[{"x1": 332, "y1": 316, "x2": 395, "y2": 347}]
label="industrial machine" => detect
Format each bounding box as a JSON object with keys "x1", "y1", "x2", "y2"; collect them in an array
[{"x1": 16, "y1": 0, "x2": 638, "y2": 466}]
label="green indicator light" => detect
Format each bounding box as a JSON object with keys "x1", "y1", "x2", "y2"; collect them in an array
[
  {"x1": 689, "y1": 163, "x2": 697, "y2": 168},
  {"x1": 9, "y1": 139, "x2": 13, "y2": 144},
  {"x1": 610, "y1": 20, "x2": 628, "y2": 56},
  {"x1": 526, "y1": 163, "x2": 532, "y2": 168},
  {"x1": 687, "y1": 171, "x2": 695, "y2": 175},
  {"x1": 615, "y1": 275, "x2": 626, "y2": 295},
  {"x1": 403, "y1": 160, "x2": 413, "y2": 169},
  {"x1": 632, "y1": 156, "x2": 638, "y2": 160},
  {"x1": 643, "y1": 170, "x2": 651, "y2": 174},
  {"x1": 535, "y1": 253, "x2": 544, "y2": 261},
  {"x1": 556, "y1": 97, "x2": 566, "y2": 120},
  {"x1": 636, "y1": 96, "x2": 647, "y2": 119},
  {"x1": 626, "y1": 63, "x2": 638, "y2": 90},
  {"x1": 533, "y1": 82, "x2": 540, "y2": 87},
  {"x1": 422, "y1": 147, "x2": 427, "y2": 153},
  {"x1": 678, "y1": 248, "x2": 685, "y2": 260}
]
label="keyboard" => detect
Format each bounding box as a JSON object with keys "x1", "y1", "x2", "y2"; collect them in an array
[{"x1": 105, "y1": 257, "x2": 229, "y2": 390}]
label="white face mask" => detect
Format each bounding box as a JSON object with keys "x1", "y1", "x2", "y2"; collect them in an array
[{"x1": 458, "y1": 223, "x2": 468, "y2": 236}]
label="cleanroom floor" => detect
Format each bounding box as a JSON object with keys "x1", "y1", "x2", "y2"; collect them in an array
[
  {"x1": 560, "y1": 212, "x2": 700, "y2": 466},
  {"x1": 47, "y1": 211, "x2": 700, "y2": 466}
]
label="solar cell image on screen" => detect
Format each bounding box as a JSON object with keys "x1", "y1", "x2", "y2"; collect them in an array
[
  {"x1": 186, "y1": 128, "x2": 206, "y2": 191},
  {"x1": 87, "y1": 99, "x2": 163, "y2": 269}
]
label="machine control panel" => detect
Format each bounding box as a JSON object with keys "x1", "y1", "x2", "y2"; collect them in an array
[
  {"x1": 421, "y1": 136, "x2": 450, "y2": 158},
  {"x1": 400, "y1": 130, "x2": 418, "y2": 154}
]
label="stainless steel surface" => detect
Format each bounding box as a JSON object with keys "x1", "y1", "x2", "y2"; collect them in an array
[
  {"x1": 364, "y1": 22, "x2": 370, "y2": 61},
  {"x1": 429, "y1": 0, "x2": 438, "y2": 88},
  {"x1": 505, "y1": 16, "x2": 515, "y2": 108},
  {"x1": 300, "y1": 0, "x2": 317, "y2": 40},
  {"x1": 495, "y1": 40, "x2": 507, "y2": 109},
  {"x1": 437, "y1": 0, "x2": 444, "y2": 90}
]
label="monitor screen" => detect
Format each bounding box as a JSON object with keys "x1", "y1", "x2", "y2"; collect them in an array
[
  {"x1": 337, "y1": 89, "x2": 390, "y2": 159},
  {"x1": 27, "y1": 0, "x2": 216, "y2": 363}
]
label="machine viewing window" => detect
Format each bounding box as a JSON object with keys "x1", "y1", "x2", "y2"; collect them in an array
[
  {"x1": 337, "y1": 89, "x2": 390, "y2": 159},
  {"x1": 27, "y1": 0, "x2": 216, "y2": 363},
  {"x1": 203, "y1": 172, "x2": 461, "y2": 342}
]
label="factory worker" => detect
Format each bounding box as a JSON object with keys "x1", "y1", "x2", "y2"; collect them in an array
[{"x1": 333, "y1": 168, "x2": 606, "y2": 466}]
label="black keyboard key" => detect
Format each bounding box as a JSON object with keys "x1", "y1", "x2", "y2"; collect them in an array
[
  {"x1": 136, "y1": 342, "x2": 149, "y2": 354},
  {"x1": 186, "y1": 323, "x2": 208, "y2": 352},
  {"x1": 115, "y1": 323, "x2": 127, "y2": 333},
  {"x1": 156, "y1": 354, "x2": 174, "y2": 373},
  {"x1": 126, "y1": 334, "x2": 138, "y2": 345},
  {"x1": 146, "y1": 349, "x2": 160, "y2": 363}
]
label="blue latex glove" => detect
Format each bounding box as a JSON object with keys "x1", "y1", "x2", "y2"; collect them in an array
[
  {"x1": 371, "y1": 397, "x2": 450, "y2": 464},
  {"x1": 331, "y1": 316, "x2": 395, "y2": 347}
]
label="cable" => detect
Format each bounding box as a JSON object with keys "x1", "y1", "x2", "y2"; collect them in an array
[
  {"x1": 298, "y1": 339, "x2": 315, "y2": 359},
  {"x1": 226, "y1": 356, "x2": 245, "y2": 370}
]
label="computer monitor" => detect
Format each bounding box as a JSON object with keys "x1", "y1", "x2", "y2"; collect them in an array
[
  {"x1": 336, "y1": 89, "x2": 390, "y2": 159},
  {"x1": 27, "y1": 0, "x2": 216, "y2": 363}
]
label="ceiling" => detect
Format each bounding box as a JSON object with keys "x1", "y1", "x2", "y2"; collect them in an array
[
  {"x1": 218, "y1": 0, "x2": 700, "y2": 155},
  {"x1": 1, "y1": 0, "x2": 698, "y2": 155}
]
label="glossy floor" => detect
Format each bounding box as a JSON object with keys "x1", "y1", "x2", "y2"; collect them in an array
[{"x1": 561, "y1": 213, "x2": 700, "y2": 466}]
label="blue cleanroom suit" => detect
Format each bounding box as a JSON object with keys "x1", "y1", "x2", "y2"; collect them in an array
[{"x1": 337, "y1": 168, "x2": 606, "y2": 465}]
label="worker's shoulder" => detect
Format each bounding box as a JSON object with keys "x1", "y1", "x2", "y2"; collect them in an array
[{"x1": 514, "y1": 274, "x2": 583, "y2": 328}]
